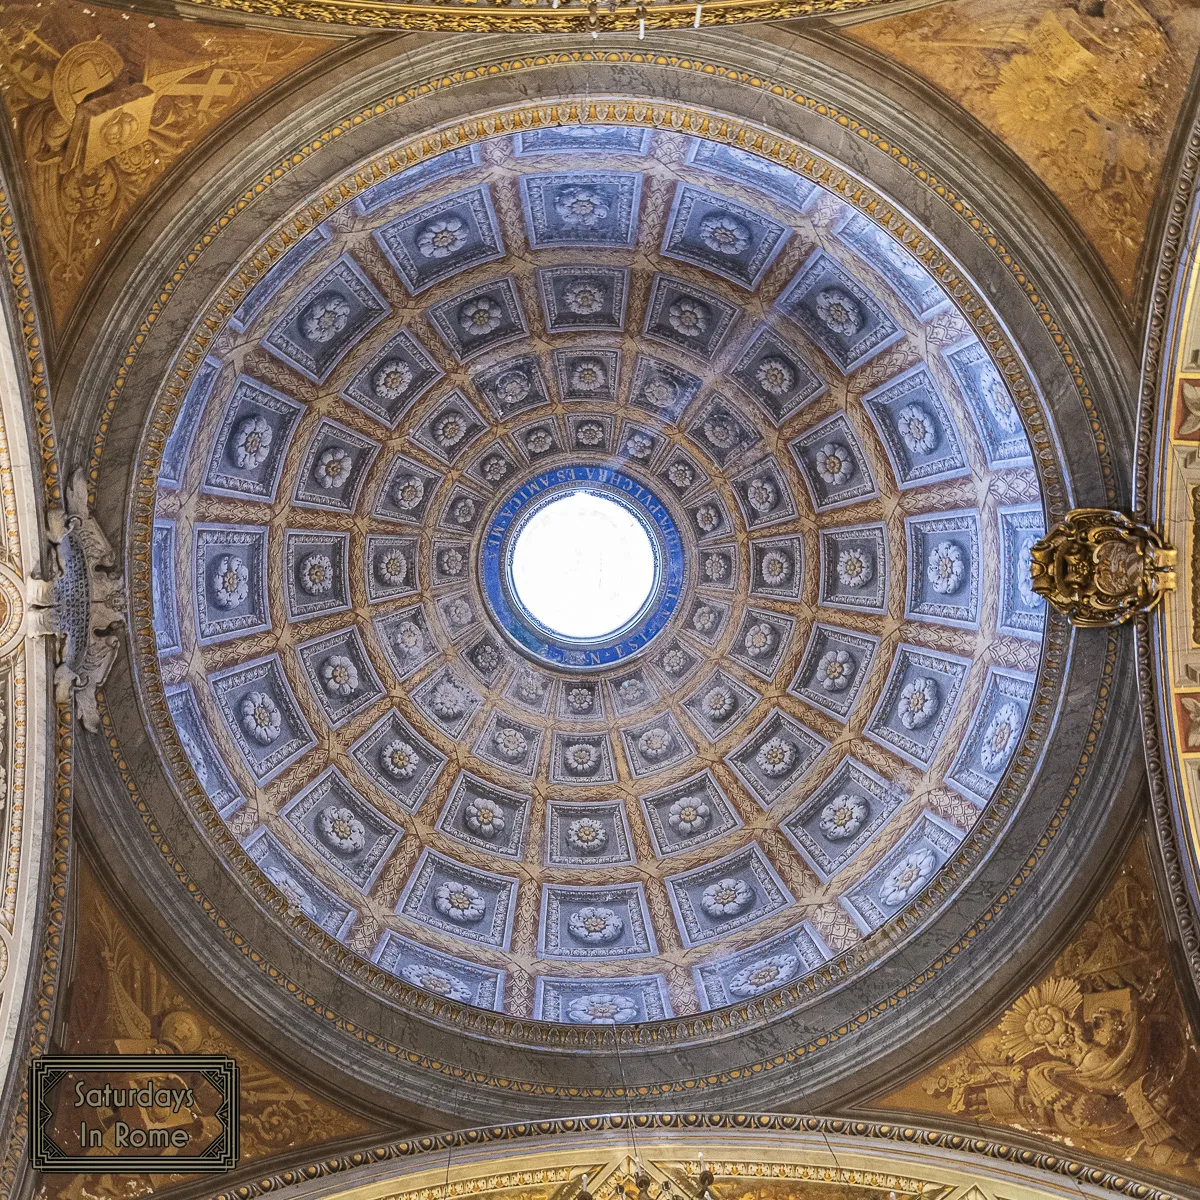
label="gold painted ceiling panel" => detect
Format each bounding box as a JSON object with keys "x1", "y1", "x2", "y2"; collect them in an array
[
  {"x1": 0, "y1": 0, "x2": 338, "y2": 332},
  {"x1": 36, "y1": 855, "x2": 376, "y2": 1200},
  {"x1": 873, "y1": 837, "x2": 1200, "y2": 1188},
  {"x1": 842, "y1": 0, "x2": 1200, "y2": 306}
]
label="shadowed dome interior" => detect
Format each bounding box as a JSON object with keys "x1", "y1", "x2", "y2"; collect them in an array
[{"x1": 144, "y1": 124, "x2": 1046, "y2": 1023}]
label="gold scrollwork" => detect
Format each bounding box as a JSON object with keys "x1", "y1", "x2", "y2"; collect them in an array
[
  {"x1": 1030, "y1": 508, "x2": 1176, "y2": 626},
  {"x1": 134, "y1": 0, "x2": 908, "y2": 34}
]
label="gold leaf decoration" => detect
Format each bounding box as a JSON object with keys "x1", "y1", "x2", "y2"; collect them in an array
[
  {"x1": 875, "y1": 839, "x2": 1200, "y2": 1186},
  {"x1": 844, "y1": 0, "x2": 1200, "y2": 305},
  {"x1": 0, "y1": 0, "x2": 337, "y2": 332}
]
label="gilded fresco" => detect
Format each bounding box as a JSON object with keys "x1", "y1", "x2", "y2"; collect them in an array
[
  {"x1": 844, "y1": 0, "x2": 1200, "y2": 304},
  {"x1": 876, "y1": 839, "x2": 1200, "y2": 1186},
  {"x1": 36, "y1": 856, "x2": 374, "y2": 1200},
  {"x1": 0, "y1": 0, "x2": 335, "y2": 330}
]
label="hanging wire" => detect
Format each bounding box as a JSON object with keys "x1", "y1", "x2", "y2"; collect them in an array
[
  {"x1": 440, "y1": 1056, "x2": 463, "y2": 1200},
  {"x1": 886, "y1": 928, "x2": 1098, "y2": 1200},
  {"x1": 610, "y1": 1014, "x2": 645, "y2": 1175}
]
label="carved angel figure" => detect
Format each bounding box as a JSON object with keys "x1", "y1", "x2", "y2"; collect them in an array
[{"x1": 26, "y1": 469, "x2": 124, "y2": 731}]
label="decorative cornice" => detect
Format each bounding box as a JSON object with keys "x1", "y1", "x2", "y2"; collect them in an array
[
  {"x1": 128, "y1": 0, "x2": 911, "y2": 36},
  {"x1": 201, "y1": 1114, "x2": 1188, "y2": 1200},
  {"x1": 1131, "y1": 63, "x2": 1200, "y2": 1004}
]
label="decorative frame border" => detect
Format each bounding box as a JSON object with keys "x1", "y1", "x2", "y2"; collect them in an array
[
  {"x1": 1133, "y1": 88, "x2": 1200, "y2": 1000},
  {"x1": 151, "y1": 0, "x2": 922, "y2": 36}
]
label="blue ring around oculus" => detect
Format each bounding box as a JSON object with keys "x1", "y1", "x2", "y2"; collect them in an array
[{"x1": 481, "y1": 465, "x2": 684, "y2": 669}]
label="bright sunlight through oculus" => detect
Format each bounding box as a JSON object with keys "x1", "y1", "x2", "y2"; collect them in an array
[{"x1": 510, "y1": 491, "x2": 656, "y2": 640}]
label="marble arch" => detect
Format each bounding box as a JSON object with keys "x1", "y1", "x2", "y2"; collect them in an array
[{"x1": 206, "y1": 1115, "x2": 1186, "y2": 1200}]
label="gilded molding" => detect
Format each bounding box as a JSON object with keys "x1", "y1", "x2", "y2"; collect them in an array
[
  {"x1": 0, "y1": 167, "x2": 71, "y2": 1200},
  {"x1": 127, "y1": 0, "x2": 913, "y2": 34},
  {"x1": 1132, "y1": 85, "x2": 1200, "y2": 1000},
  {"x1": 358, "y1": 1155, "x2": 953, "y2": 1200},
  {"x1": 202, "y1": 1113, "x2": 1186, "y2": 1200}
]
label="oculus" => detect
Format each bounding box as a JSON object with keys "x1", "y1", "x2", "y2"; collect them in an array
[
  {"x1": 510, "y1": 490, "x2": 655, "y2": 641},
  {"x1": 481, "y1": 466, "x2": 684, "y2": 669}
]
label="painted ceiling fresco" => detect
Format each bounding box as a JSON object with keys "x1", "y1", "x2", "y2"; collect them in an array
[
  {"x1": 876, "y1": 838, "x2": 1200, "y2": 1189},
  {"x1": 38, "y1": 856, "x2": 375, "y2": 1200},
  {"x1": 844, "y1": 0, "x2": 1200, "y2": 306},
  {"x1": 143, "y1": 126, "x2": 1046, "y2": 1023},
  {"x1": 0, "y1": 0, "x2": 337, "y2": 332}
]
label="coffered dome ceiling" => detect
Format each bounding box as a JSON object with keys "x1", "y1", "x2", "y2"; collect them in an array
[{"x1": 142, "y1": 123, "x2": 1047, "y2": 1025}]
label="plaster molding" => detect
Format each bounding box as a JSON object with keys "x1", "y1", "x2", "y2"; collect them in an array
[
  {"x1": 0, "y1": 159, "x2": 71, "y2": 1199},
  {"x1": 1132, "y1": 65, "x2": 1200, "y2": 1009},
  {"x1": 194, "y1": 1115, "x2": 1194, "y2": 1200}
]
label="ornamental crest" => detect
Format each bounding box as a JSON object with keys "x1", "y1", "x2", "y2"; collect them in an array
[
  {"x1": 1029, "y1": 508, "x2": 1175, "y2": 626},
  {"x1": 27, "y1": 470, "x2": 125, "y2": 731}
]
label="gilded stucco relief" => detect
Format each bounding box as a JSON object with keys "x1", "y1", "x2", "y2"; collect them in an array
[
  {"x1": 875, "y1": 840, "x2": 1200, "y2": 1187},
  {"x1": 0, "y1": 0, "x2": 336, "y2": 330},
  {"x1": 843, "y1": 0, "x2": 1200, "y2": 304},
  {"x1": 36, "y1": 857, "x2": 374, "y2": 1200},
  {"x1": 358, "y1": 1155, "x2": 946, "y2": 1200}
]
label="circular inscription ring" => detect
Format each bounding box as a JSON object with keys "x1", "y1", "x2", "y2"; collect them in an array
[{"x1": 480, "y1": 465, "x2": 684, "y2": 669}]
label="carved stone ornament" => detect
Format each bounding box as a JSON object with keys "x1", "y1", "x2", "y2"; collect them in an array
[
  {"x1": 116, "y1": 0, "x2": 917, "y2": 35},
  {"x1": 1029, "y1": 508, "x2": 1176, "y2": 627},
  {"x1": 26, "y1": 470, "x2": 125, "y2": 731}
]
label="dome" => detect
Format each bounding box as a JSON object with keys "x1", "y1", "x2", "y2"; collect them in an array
[{"x1": 139, "y1": 122, "x2": 1048, "y2": 1024}]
